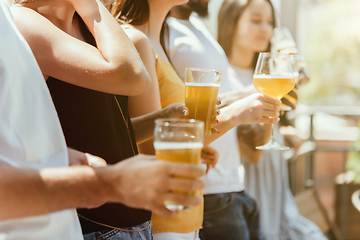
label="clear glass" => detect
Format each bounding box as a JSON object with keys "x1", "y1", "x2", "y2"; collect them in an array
[
  {"x1": 280, "y1": 54, "x2": 301, "y2": 111},
  {"x1": 153, "y1": 118, "x2": 204, "y2": 211},
  {"x1": 272, "y1": 27, "x2": 297, "y2": 53},
  {"x1": 253, "y1": 52, "x2": 295, "y2": 151},
  {"x1": 185, "y1": 67, "x2": 222, "y2": 135}
]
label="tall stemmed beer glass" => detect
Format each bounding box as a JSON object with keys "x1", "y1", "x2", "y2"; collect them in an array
[{"x1": 253, "y1": 52, "x2": 295, "y2": 150}]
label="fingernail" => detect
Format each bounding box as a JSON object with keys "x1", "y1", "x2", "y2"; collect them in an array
[
  {"x1": 217, "y1": 109, "x2": 220, "y2": 115},
  {"x1": 217, "y1": 130, "x2": 220, "y2": 134},
  {"x1": 182, "y1": 109, "x2": 188, "y2": 115},
  {"x1": 216, "y1": 119, "x2": 219, "y2": 124},
  {"x1": 218, "y1": 99, "x2": 222, "y2": 104}
]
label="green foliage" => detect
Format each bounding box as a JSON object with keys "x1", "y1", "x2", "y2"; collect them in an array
[{"x1": 299, "y1": 0, "x2": 360, "y2": 106}]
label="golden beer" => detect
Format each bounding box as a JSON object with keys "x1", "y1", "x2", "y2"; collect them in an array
[
  {"x1": 154, "y1": 141, "x2": 203, "y2": 210},
  {"x1": 253, "y1": 75, "x2": 295, "y2": 99},
  {"x1": 185, "y1": 83, "x2": 220, "y2": 135}
]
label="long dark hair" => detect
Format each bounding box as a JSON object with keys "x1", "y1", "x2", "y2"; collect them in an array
[
  {"x1": 108, "y1": 0, "x2": 169, "y2": 54},
  {"x1": 217, "y1": 0, "x2": 276, "y2": 70}
]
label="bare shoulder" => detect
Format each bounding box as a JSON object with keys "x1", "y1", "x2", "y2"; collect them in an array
[
  {"x1": 121, "y1": 25, "x2": 152, "y2": 50},
  {"x1": 10, "y1": 6, "x2": 60, "y2": 45}
]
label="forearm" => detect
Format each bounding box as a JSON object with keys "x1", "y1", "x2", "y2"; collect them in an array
[
  {"x1": 74, "y1": 0, "x2": 149, "y2": 93},
  {"x1": 238, "y1": 123, "x2": 272, "y2": 164},
  {"x1": 203, "y1": 105, "x2": 237, "y2": 146},
  {"x1": 0, "y1": 164, "x2": 111, "y2": 221},
  {"x1": 131, "y1": 109, "x2": 165, "y2": 144},
  {"x1": 219, "y1": 86, "x2": 257, "y2": 108}
]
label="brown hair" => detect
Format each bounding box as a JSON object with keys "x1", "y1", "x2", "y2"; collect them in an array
[
  {"x1": 106, "y1": 0, "x2": 150, "y2": 25},
  {"x1": 217, "y1": 0, "x2": 276, "y2": 70},
  {"x1": 108, "y1": 0, "x2": 170, "y2": 58}
]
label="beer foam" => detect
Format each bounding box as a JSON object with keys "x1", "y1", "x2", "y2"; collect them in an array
[
  {"x1": 254, "y1": 75, "x2": 293, "y2": 79},
  {"x1": 185, "y1": 82, "x2": 220, "y2": 87},
  {"x1": 154, "y1": 142, "x2": 204, "y2": 150}
]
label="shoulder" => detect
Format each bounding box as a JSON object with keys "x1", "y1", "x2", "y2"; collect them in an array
[
  {"x1": 10, "y1": 6, "x2": 60, "y2": 45},
  {"x1": 11, "y1": 6, "x2": 51, "y2": 31},
  {"x1": 121, "y1": 25, "x2": 151, "y2": 49},
  {"x1": 121, "y1": 25, "x2": 157, "y2": 69}
]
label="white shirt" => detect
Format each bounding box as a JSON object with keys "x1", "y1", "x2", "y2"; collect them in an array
[
  {"x1": 167, "y1": 16, "x2": 244, "y2": 195},
  {"x1": 0, "y1": 2, "x2": 83, "y2": 239},
  {"x1": 228, "y1": 65, "x2": 327, "y2": 240}
]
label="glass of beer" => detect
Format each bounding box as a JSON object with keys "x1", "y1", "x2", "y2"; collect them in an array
[
  {"x1": 253, "y1": 52, "x2": 295, "y2": 150},
  {"x1": 280, "y1": 54, "x2": 306, "y2": 111},
  {"x1": 185, "y1": 68, "x2": 222, "y2": 135},
  {"x1": 154, "y1": 118, "x2": 204, "y2": 211}
]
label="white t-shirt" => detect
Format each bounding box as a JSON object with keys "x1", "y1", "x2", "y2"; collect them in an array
[
  {"x1": 0, "y1": 2, "x2": 83, "y2": 239},
  {"x1": 167, "y1": 16, "x2": 244, "y2": 195},
  {"x1": 228, "y1": 65, "x2": 327, "y2": 240}
]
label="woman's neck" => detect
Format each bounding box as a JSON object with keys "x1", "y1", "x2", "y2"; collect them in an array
[
  {"x1": 229, "y1": 45, "x2": 255, "y2": 69},
  {"x1": 136, "y1": 2, "x2": 172, "y2": 42},
  {"x1": 26, "y1": 0, "x2": 76, "y2": 34}
]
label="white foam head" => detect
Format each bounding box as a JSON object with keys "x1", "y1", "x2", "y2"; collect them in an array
[
  {"x1": 185, "y1": 82, "x2": 220, "y2": 87},
  {"x1": 154, "y1": 142, "x2": 204, "y2": 150}
]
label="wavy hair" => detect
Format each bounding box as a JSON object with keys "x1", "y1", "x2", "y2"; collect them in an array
[{"x1": 217, "y1": 0, "x2": 276, "y2": 70}]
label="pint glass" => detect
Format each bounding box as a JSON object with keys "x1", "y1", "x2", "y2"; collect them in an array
[
  {"x1": 154, "y1": 118, "x2": 204, "y2": 211},
  {"x1": 185, "y1": 68, "x2": 221, "y2": 135}
]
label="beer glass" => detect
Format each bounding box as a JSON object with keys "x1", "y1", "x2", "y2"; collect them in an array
[
  {"x1": 272, "y1": 27, "x2": 297, "y2": 54},
  {"x1": 154, "y1": 118, "x2": 204, "y2": 211},
  {"x1": 253, "y1": 52, "x2": 295, "y2": 150},
  {"x1": 185, "y1": 68, "x2": 221, "y2": 135},
  {"x1": 280, "y1": 54, "x2": 301, "y2": 111}
]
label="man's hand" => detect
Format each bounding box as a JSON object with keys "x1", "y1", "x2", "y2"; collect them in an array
[
  {"x1": 68, "y1": 148, "x2": 107, "y2": 167},
  {"x1": 105, "y1": 154, "x2": 205, "y2": 219}
]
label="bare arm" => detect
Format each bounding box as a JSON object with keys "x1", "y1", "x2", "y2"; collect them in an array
[
  {"x1": 237, "y1": 124, "x2": 272, "y2": 164},
  {"x1": 0, "y1": 154, "x2": 205, "y2": 221},
  {"x1": 125, "y1": 28, "x2": 162, "y2": 153},
  {"x1": 219, "y1": 85, "x2": 258, "y2": 108},
  {"x1": 203, "y1": 93, "x2": 281, "y2": 146},
  {"x1": 124, "y1": 28, "x2": 188, "y2": 151},
  {"x1": 11, "y1": 0, "x2": 150, "y2": 95}
]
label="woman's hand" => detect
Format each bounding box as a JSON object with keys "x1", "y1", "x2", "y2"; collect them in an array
[
  {"x1": 201, "y1": 146, "x2": 219, "y2": 174},
  {"x1": 162, "y1": 103, "x2": 189, "y2": 118},
  {"x1": 230, "y1": 93, "x2": 281, "y2": 126}
]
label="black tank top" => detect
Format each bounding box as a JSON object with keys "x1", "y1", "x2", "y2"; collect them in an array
[{"x1": 46, "y1": 14, "x2": 151, "y2": 234}]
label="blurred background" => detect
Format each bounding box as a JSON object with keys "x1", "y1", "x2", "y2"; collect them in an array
[{"x1": 200, "y1": 0, "x2": 360, "y2": 239}]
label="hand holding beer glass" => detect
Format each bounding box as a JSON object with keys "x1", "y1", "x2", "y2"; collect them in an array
[
  {"x1": 253, "y1": 52, "x2": 295, "y2": 150},
  {"x1": 185, "y1": 68, "x2": 221, "y2": 135},
  {"x1": 154, "y1": 119, "x2": 204, "y2": 211}
]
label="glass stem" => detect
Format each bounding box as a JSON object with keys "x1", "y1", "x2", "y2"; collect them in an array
[{"x1": 270, "y1": 124, "x2": 275, "y2": 143}]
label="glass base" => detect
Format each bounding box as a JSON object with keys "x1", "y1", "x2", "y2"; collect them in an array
[
  {"x1": 165, "y1": 204, "x2": 193, "y2": 211},
  {"x1": 256, "y1": 140, "x2": 290, "y2": 151},
  {"x1": 280, "y1": 106, "x2": 292, "y2": 111}
]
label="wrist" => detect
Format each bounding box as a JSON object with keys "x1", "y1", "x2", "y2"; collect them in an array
[
  {"x1": 219, "y1": 105, "x2": 239, "y2": 129},
  {"x1": 93, "y1": 166, "x2": 121, "y2": 204}
]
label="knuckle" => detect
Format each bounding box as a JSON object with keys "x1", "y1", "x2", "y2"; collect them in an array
[
  {"x1": 155, "y1": 177, "x2": 168, "y2": 189},
  {"x1": 148, "y1": 190, "x2": 160, "y2": 201}
]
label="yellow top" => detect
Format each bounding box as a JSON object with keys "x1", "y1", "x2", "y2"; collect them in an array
[
  {"x1": 151, "y1": 52, "x2": 204, "y2": 234},
  {"x1": 155, "y1": 55, "x2": 185, "y2": 109}
]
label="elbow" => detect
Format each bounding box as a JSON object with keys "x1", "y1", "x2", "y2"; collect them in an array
[
  {"x1": 127, "y1": 66, "x2": 151, "y2": 96},
  {"x1": 110, "y1": 62, "x2": 151, "y2": 96}
]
